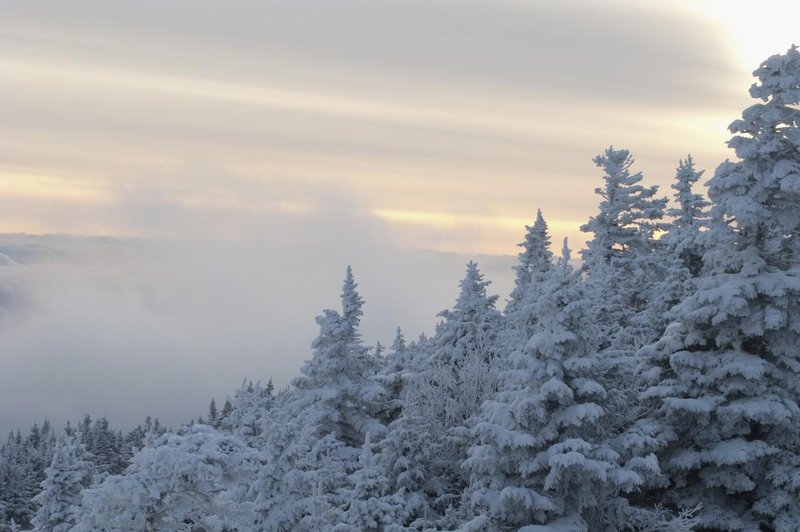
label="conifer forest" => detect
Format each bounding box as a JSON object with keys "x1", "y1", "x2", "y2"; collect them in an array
[{"x1": 2, "y1": 46, "x2": 800, "y2": 532}]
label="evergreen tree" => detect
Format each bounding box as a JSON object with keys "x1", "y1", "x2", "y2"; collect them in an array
[
  {"x1": 31, "y1": 434, "x2": 94, "y2": 532},
  {"x1": 505, "y1": 210, "x2": 554, "y2": 359},
  {"x1": 220, "y1": 380, "x2": 275, "y2": 442},
  {"x1": 642, "y1": 155, "x2": 712, "y2": 342},
  {"x1": 465, "y1": 240, "x2": 647, "y2": 530},
  {"x1": 75, "y1": 425, "x2": 260, "y2": 531},
  {"x1": 580, "y1": 147, "x2": 669, "y2": 350},
  {"x1": 374, "y1": 327, "x2": 412, "y2": 425},
  {"x1": 663, "y1": 155, "x2": 710, "y2": 278},
  {"x1": 641, "y1": 45, "x2": 800, "y2": 530},
  {"x1": 335, "y1": 433, "x2": 405, "y2": 531},
  {"x1": 377, "y1": 335, "x2": 436, "y2": 528},
  {"x1": 0, "y1": 431, "x2": 38, "y2": 529},
  {"x1": 208, "y1": 398, "x2": 219, "y2": 428},
  {"x1": 90, "y1": 417, "x2": 121, "y2": 475},
  {"x1": 221, "y1": 398, "x2": 234, "y2": 423},
  {"x1": 258, "y1": 267, "x2": 386, "y2": 529},
  {"x1": 434, "y1": 261, "x2": 502, "y2": 369},
  {"x1": 288, "y1": 266, "x2": 385, "y2": 449},
  {"x1": 382, "y1": 262, "x2": 502, "y2": 525},
  {"x1": 507, "y1": 209, "x2": 553, "y2": 317}
]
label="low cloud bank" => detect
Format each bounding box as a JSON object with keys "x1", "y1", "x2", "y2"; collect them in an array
[{"x1": 0, "y1": 233, "x2": 514, "y2": 434}]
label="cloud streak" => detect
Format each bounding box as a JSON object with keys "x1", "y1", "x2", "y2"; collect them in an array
[{"x1": 0, "y1": 0, "x2": 760, "y2": 254}]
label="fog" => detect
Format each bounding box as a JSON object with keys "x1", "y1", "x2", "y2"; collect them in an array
[{"x1": 0, "y1": 231, "x2": 515, "y2": 435}]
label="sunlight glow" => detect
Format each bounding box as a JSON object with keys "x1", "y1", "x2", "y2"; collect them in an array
[
  {"x1": 0, "y1": 171, "x2": 110, "y2": 202},
  {"x1": 684, "y1": 1, "x2": 799, "y2": 71},
  {"x1": 372, "y1": 208, "x2": 582, "y2": 234}
]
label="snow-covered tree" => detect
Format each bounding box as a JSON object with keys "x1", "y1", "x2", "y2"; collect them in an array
[
  {"x1": 335, "y1": 433, "x2": 405, "y2": 531},
  {"x1": 640, "y1": 45, "x2": 800, "y2": 530},
  {"x1": 208, "y1": 398, "x2": 219, "y2": 428},
  {"x1": 374, "y1": 327, "x2": 413, "y2": 424},
  {"x1": 581, "y1": 147, "x2": 669, "y2": 350},
  {"x1": 0, "y1": 432, "x2": 40, "y2": 530},
  {"x1": 378, "y1": 263, "x2": 503, "y2": 526},
  {"x1": 504, "y1": 210, "x2": 555, "y2": 362},
  {"x1": 248, "y1": 415, "x2": 320, "y2": 530},
  {"x1": 253, "y1": 267, "x2": 385, "y2": 530},
  {"x1": 219, "y1": 379, "x2": 275, "y2": 443},
  {"x1": 31, "y1": 434, "x2": 93, "y2": 532},
  {"x1": 581, "y1": 148, "x2": 667, "y2": 266},
  {"x1": 89, "y1": 417, "x2": 123, "y2": 476},
  {"x1": 662, "y1": 155, "x2": 709, "y2": 278},
  {"x1": 507, "y1": 209, "x2": 553, "y2": 317},
  {"x1": 75, "y1": 425, "x2": 260, "y2": 531},
  {"x1": 432, "y1": 261, "x2": 502, "y2": 374},
  {"x1": 376, "y1": 334, "x2": 437, "y2": 528},
  {"x1": 287, "y1": 266, "x2": 385, "y2": 449},
  {"x1": 465, "y1": 240, "x2": 649, "y2": 530}
]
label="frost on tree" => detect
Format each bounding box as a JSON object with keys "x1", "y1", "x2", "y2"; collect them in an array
[
  {"x1": 31, "y1": 434, "x2": 93, "y2": 532},
  {"x1": 374, "y1": 327, "x2": 413, "y2": 424},
  {"x1": 662, "y1": 155, "x2": 710, "y2": 278},
  {"x1": 641, "y1": 45, "x2": 800, "y2": 531},
  {"x1": 219, "y1": 379, "x2": 275, "y2": 443},
  {"x1": 0, "y1": 422, "x2": 57, "y2": 530},
  {"x1": 74, "y1": 425, "x2": 260, "y2": 531},
  {"x1": 267, "y1": 266, "x2": 386, "y2": 529},
  {"x1": 647, "y1": 156, "x2": 712, "y2": 332},
  {"x1": 374, "y1": 333, "x2": 437, "y2": 528},
  {"x1": 580, "y1": 147, "x2": 669, "y2": 350},
  {"x1": 288, "y1": 265, "x2": 385, "y2": 450},
  {"x1": 335, "y1": 433, "x2": 405, "y2": 532},
  {"x1": 464, "y1": 240, "x2": 647, "y2": 530},
  {"x1": 379, "y1": 262, "x2": 502, "y2": 527},
  {"x1": 507, "y1": 209, "x2": 553, "y2": 328}
]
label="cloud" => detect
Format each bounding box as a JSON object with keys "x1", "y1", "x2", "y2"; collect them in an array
[
  {"x1": 0, "y1": 231, "x2": 515, "y2": 435},
  {"x1": 0, "y1": 0, "x2": 752, "y2": 256},
  {"x1": 3, "y1": 0, "x2": 741, "y2": 107}
]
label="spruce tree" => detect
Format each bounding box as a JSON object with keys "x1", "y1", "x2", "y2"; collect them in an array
[
  {"x1": 641, "y1": 45, "x2": 800, "y2": 530},
  {"x1": 580, "y1": 147, "x2": 669, "y2": 350},
  {"x1": 465, "y1": 240, "x2": 646, "y2": 530},
  {"x1": 507, "y1": 209, "x2": 553, "y2": 317},
  {"x1": 208, "y1": 398, "x2": 219, "y2": 428},
  {"x1": 335, "y1": 433, "x2": 405, "y2": 531},
  {"x1": 289, "y1": 265, "x2": 385, "y2": 449},
  {"x1": 262, "y1": 267, "x2": 387, "y2": 529},
  {"x1": 31, "y1": 434, "x2": 94, "y2": 532},
  {"x1": 374, "y1": 327, "x2": 412, "y2": 425},
  {"x1": 663, "y1": 155, "x2": 710, "y2": 278}
]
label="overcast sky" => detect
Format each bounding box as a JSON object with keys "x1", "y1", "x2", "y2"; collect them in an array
[
  {"x1": 3, "y1": 0, "x2": 798, "y2": 254},
  {"x1": 1, "y1": 1, "x2": 799, "y2": 432}
]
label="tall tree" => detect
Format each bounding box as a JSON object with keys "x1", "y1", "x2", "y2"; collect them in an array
[
  {"x1": 289, "y1": 265, "x2": 385, "y2": 449},
  {"x1": 507, "y1": 209, "x2": 553, "y2": 316},
  {"x1": 580, "y1": 147, "x2": 669, "y2": 350},
  {"x1": 379, "y1": 263, "x2": 502, "y2": 527},
  {"x1": 465, "y1": 240, "x2": 648, "y2": 530},
  {"x1": 259, "y1": 267, "x2": 386, "y2": 529},
  {"x1": 663, "y1": 155, "x2": 710, "y2": 278},
  {"x1": 641, "y1": 45, "x2": 800, "y2": 530}
]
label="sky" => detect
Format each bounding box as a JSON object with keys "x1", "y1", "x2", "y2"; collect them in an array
[
  {"x1": 3, "y1": 0, "x2": 798, "y2": 254},
  {"x1": 1, "y1": 0, "x2": 799, "y2": 432}
]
